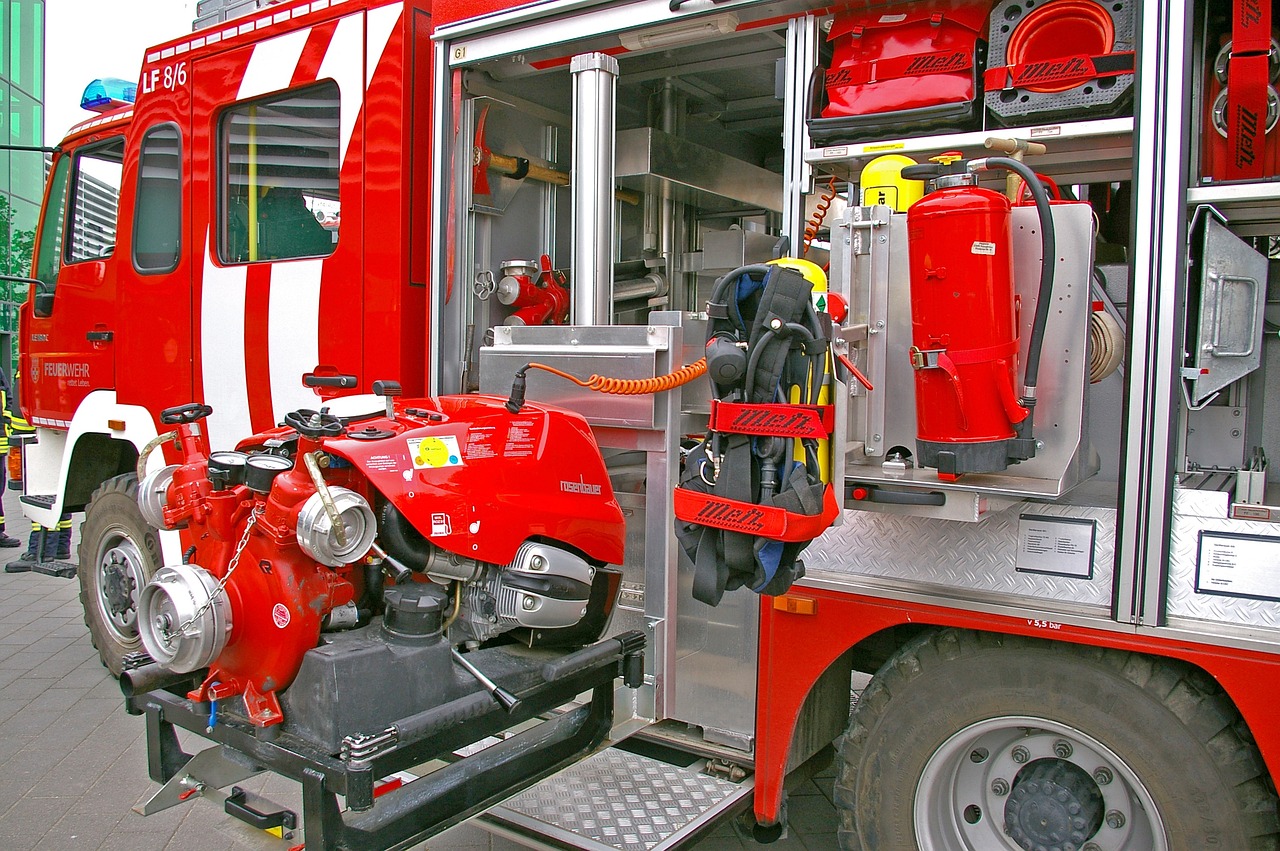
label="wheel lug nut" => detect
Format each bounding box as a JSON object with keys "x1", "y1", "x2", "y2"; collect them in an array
[
  {"x1": 1083, "y1": 844, "x2": 1103, "y2": 851},
  {"x1": 1093, "y1": 767, "x2": 1113, "y2": 786},
  {"x1": 1053, "y1": 739, "x2": 1073, "y2": 759},
  {"x1": 1011, "y1": 745, "x2": 1030, "y2": 764},
  {"x1": 991, "y1": 778, "x2": 1009, "y2": 796},
  {"x1": 1106, "y1": 809, "x2": 1126, "y2": 829}
]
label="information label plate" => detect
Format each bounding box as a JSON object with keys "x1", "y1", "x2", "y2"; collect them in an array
[
  {"x1": 1196, "y1": 531, "x2": 1280, "y2": 602},
  {"x1": 1016, "y1": 514, "x2": 1096, "y2": 578}
]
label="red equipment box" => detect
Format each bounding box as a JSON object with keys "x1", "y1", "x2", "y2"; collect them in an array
[{"x1": 807, "y1": 0, "x2": 992, "y2": 144}]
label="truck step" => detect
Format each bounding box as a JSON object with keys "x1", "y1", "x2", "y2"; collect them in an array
[
  {"x1": 19, "y1": 494, "x2": 56, "y2": 508},
  {"x1": 478, "y1": 745, "x2": 752, "y2": 851}
]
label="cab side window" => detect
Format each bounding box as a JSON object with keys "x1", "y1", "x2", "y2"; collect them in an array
[
  {"x1": 220, "y1": 81, "x2": 340, "y2": 263},
  {"x1": 32, "y1": 154, "x2": 70, "y2": 295},
  {"x1": 67, "y1": 137, "x2": 125, "y2": 263},
  {"x1": 133, "y1": 124, "x2": 183, "y2": 273}
]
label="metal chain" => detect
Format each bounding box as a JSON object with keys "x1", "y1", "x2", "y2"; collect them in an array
[{"x1": 176, "y1": 506, "x2": 263, "y2": 637}]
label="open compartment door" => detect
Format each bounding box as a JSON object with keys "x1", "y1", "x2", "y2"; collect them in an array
[{"x1": 1186, "y1": 207, "x2": 1268, "y2": 405}]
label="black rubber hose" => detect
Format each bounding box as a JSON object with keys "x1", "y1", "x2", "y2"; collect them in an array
[
  {"x1": 968, "y1": 155, "x2": 1056, "y2": 408},
  {"x1": 120, "y1": 663, "x2": 198, "y2": 698},
  {"x1": 378, "y1": 502, "x2": 430, "y2": 572},
  {"x1": 709, "y1": 264, "x2": 771, "y2": 326}
]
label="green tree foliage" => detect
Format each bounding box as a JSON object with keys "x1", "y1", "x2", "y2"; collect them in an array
[{"x1": 0, "y1": 196, "x2": 36, "y2": 281}]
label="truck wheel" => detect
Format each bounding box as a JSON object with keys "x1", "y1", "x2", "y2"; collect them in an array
[
  {"x1": 835, "y1": 629, "x2": 1278, "y2": 851},
  {"x1": 78, "y1": 474, "x2": 162, "y2": 676}
]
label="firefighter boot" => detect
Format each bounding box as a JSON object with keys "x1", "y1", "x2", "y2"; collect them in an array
[
  {"x1": 55, "y1": 527, "x2": 72, "y2": 561},
  {"x1": 0, "y1": 528, "x2": 20, "y2": 548},
  {"x1": 5, "y1": 528, "x2": 44, "y2": 573}
]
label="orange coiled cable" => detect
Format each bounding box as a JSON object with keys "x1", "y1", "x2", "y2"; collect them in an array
[
  {"x1": 526, "y1": 358, "x2": 708, "y2": 395},
  {"x1": 803, "y1": 174, "x2": 838, "y2": 257}
]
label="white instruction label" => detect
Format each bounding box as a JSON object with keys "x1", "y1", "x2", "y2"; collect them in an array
[
  {"x1": 971, "y1": 241, "x2": 997, "y2": 256},
  {"x1": 1196, "y1": 532, "x2": 1280, "y2": 601},
  {"x1": 1016, "y1": 515, "x2": 1095, "y2": 578}
]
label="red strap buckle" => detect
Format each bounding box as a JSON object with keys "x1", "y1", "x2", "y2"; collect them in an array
[
  {"x1": 707, "y1": 401, "x2": 834, "y2": 439},
  {"x1": 1224, "y1": 52, "x2": 1272, "y2": 180},
  {"x1": 674, "y1": 484, "x2": 840, "y2": 542},
  {"x1": 983, "y1": 51, "x2": 1135, "y2": 92},
  {"x1": 827, "y1": 48, "x2": 974, "y2": 89}
]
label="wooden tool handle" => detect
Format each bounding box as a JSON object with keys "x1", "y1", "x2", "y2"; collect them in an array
[{"x1": 487, "y1": 151, "x2": 640, "y2": 205}]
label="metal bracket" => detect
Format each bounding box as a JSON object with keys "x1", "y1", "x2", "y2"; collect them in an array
[
  {"x1": 909, "y1": 346, "x2": 945, "y2": 370},
  {"x1": 133, "y1": 745, "x2": 263, "y2": 816}
]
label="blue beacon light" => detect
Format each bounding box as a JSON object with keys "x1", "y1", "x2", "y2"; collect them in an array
[{"x1": 80, "y1": 78, "x2": 138, "y2": 114}]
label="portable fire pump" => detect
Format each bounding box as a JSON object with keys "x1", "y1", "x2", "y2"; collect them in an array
[{"x1": 121, "y1": 391, "x2": 644, "y2": 848}]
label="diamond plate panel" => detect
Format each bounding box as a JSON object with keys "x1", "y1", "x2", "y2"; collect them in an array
[
  {"x1": 1168, "y1": 502, "x2": 1280, "y2": 631},
  {"x1": 494, "y1": 748, "x2": 745, "y2": 851},
  {"x1": 805, "y1": 502, "x2": 1116, "y2": 608}
]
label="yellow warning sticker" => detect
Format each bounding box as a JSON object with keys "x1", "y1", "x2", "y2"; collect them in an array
[{"x1": 407, "y1": 435, "x2": 463, "y2": 470}]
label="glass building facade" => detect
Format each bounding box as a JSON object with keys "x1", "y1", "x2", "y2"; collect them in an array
[
  {"x1": 0, "y1": 0, "x2": 42, "y2": 372},
  {"x1": 1, "y1": 0, "x2": 44, "y2": 277}
]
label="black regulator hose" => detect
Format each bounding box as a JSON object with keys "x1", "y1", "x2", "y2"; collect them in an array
[{"x1": 967, "y1": 155, "x2": 1056, "y2": 414}]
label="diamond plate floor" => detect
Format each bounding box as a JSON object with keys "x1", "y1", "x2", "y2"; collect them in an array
[{"x1": 489, "y1": 747, "x2": 751, "y2": 850}]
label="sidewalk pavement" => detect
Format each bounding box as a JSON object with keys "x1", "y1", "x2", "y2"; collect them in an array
[{"x1": 0, "y1": 488, "x2": 838, "y2": 850}]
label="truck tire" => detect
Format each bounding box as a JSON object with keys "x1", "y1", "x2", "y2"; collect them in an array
[
  {"x1": 78, "y1": 474, "x2": 162, "y2": 676},
  {"x1": 835, "y1": 629, "x2": 1278, "y2": 851}
]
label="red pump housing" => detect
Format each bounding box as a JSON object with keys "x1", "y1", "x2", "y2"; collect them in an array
[
  {"x1": 137, "y1": 395, "x2": 626, "y2": 729},
  {"x1": 905, "y1": 171, "x2": 1029, "y2": 478},
  {"x1": 189, "y1": 458, "x2": 359, "y2": 726}
]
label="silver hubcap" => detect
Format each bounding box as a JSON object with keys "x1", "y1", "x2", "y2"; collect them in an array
[
  {"x1": 94, "y1": 528, "x2": 148, "y2": 642},
  {"x1": 914, "y1": 715, "x2": 1167, "y2": 851}
]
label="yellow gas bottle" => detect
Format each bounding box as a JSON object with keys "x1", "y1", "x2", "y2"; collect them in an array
[{"x1": 859, "y1": 154, "x2": 923, "y2": 212}]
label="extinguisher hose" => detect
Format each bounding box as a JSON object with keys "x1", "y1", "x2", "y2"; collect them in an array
[{"x1": 968, "y1": 156, "x2": 1056, "y2": 412}]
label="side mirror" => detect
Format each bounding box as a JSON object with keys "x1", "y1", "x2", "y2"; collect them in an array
[
  {"x1": 0, "y1": 275, "x2": 52, "y2": 318},
  {"x1": 33, "y1": 281, "x2": 54, "y2": 318}
]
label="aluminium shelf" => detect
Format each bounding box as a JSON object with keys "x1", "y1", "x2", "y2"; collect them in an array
[
  {"x1": 1188, "y1": 182, "x2": 1280, "y2": 236},
  {"x1": 805, "y1": 117, "x2": 1134, "y2": 187}
]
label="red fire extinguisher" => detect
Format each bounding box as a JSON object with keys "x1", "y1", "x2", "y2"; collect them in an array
[{"x1": 900, "y1": 154, "x2": 1056, "y2": 479}]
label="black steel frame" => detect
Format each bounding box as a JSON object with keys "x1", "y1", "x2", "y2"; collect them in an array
[{"x1": 127, "y1": 632, "x2": 645, "y2": 851}]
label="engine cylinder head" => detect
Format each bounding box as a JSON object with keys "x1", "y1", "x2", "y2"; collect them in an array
[
  {"x1": 138, "y1": 564, "x2": 232, "y2": 673},
  {"x1": 453, "y1": 542, "x2": 595, "y2": 643}
]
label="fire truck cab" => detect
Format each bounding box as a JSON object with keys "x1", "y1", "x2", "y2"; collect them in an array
[{"x1": 18, "y1": 0, "x2": 1280, "y2": 849}]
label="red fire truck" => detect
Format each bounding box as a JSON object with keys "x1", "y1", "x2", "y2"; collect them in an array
[{"x1": 18, "y1": 0, "x2": 1280, "y2": 849}]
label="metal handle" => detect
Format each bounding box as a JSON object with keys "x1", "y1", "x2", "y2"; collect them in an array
[
  {"x1": 303, "y1": 373, "x2": 357, "y2": 388},
  {"x1": 1210, "y1": 275, "x2": 1259, "y2": 357},
  {"x1": 452, "y1": 648, "x2": 521, "y2": 712},
  {"x1": 224, "y1": 787, "x2": 297, "y2": 832}
]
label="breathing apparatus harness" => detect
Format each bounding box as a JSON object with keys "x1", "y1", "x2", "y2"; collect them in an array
[{"x1": 675, "y1": 261, "x2": 840, "y2": 606}]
